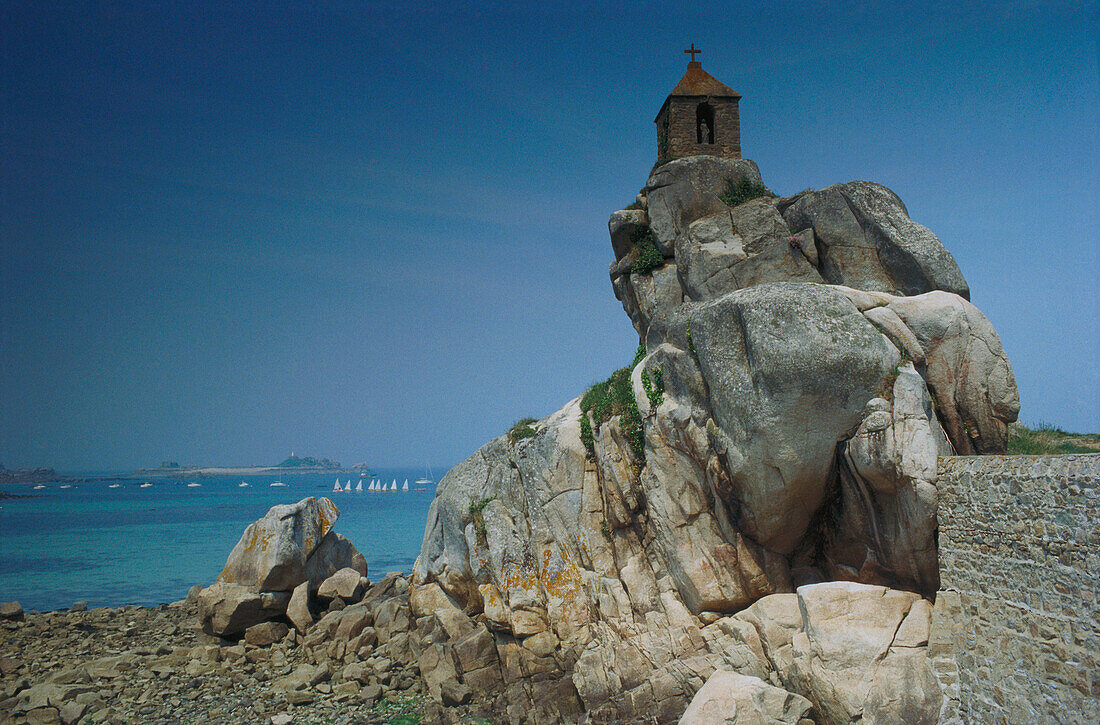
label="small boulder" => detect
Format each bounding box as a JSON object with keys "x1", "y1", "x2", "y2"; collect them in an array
[
  {"x1": 1, "y1": 601, "x2": 24, "y2": 621},
  {"x1": 285, "y1": 689, "x2": 314, "y2": 705},
  {"x1": 287, "y1": 580, "x2": 313, "y2": 634},
  {"x1": 58, "y1": 701, "x2": 88, "y2": 725},
  {"x1": 679, "y1": 670, "x2": 812, "y2": 724},
  {"x1": 318, "y1": 567, "x2": 365, "y2": 602},
  {"x1": 440, "y1": 678, "x2": 472, "y2": 706},
  {"x1": 244, "y1": 621, "x2": 289, "y2": 647},
  {"x1": 303, "y1": 531, "x2": 368, "y2": 587},
  {"x1": 196, "y1": 582, "x2": 267, "y2": 637}
]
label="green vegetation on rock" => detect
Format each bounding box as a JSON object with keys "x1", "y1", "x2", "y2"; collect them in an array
[
  {"x1": 630, "y1": 225, "x2": 664, "y2": 275},
  {"x1": 641, "y1": 366, "x2": 664, "y2": 408},
  {"x1": 579, "y1": 349, "x2": 648, "y2": 470},
  {"x1": 719, "y1": 176, "x2": 772, "y2": 208},
  {"x1": 507, "y1": 418, "x2": 538, "y2": 444},
  {"x1": 579, "y1": 414, "x2": 595, "y2": 458},
  {"x1": 469, "y1": 496, "x2": 495, "y2": 539},
  {"x1": 1006, "y1": 423, "x2": 1099, "y2": 455}
]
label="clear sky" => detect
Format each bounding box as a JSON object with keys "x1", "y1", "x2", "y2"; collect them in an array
[{"x1": 1, "y1": 1, "x2": 1097, "y2": 471}]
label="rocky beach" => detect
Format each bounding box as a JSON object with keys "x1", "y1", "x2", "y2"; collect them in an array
[{"x1": 0, "y1": 499, "x2": 491, "y2": 725}]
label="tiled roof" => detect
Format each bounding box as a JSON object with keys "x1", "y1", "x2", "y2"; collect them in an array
[{"x1": 667, "y1": 62, "x2": 740, "y2": 98}]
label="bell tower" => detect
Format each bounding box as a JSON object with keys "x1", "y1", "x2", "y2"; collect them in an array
[{"x1": 655, "y1": 45, "x2": 742, "y2": 162}]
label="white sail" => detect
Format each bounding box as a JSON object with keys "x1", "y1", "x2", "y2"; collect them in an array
[
  {"x1": 333, "y1": 478, "x2": 342, "y2": 492},
  {"x1": 355, "y1": 480, "x2": 363, "y2": 492},
  {"x1": 369, "y1": 480, "x2": 375, "y2": 491},
  {"x1": 343, "y1": 480, "x2": 351, "y2": 492},
  {"x1": 402, "y1": 479, "x2": 409, "y2": 491}
]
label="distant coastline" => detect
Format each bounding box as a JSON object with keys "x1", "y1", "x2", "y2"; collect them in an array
[
  {"x1": 0, "y1": 454, "x2": 372, "y2": 484},
  {"x1": 130, "y1": 464, "x2": 367, "y2": 478}
]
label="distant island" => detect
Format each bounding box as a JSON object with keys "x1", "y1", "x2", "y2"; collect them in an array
[
  {"x1": 275, "y1": 454, "x2": 342, "y2": 469},
  {"x1": 0, "y1": 464, "x2": 65, "y2": 484},
  {"x1": 134, "y1": 454, "x2": 363, "y2": 478}
]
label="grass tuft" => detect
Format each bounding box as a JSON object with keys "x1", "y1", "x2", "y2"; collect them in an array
[
  {"x1": 630, "y1": 225, "x2": 664, "y2": 275},
  {"x1": 1006, "y1": 423, "x2": 1098, "y2": 455},
  {"x1": 507, "y1": 418, "x2": 538, "y2": 444},
  {"x1": 719, "y1": 177, "x2": 772, "y2": 208}
]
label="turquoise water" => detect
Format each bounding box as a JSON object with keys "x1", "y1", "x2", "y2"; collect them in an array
[{"x1": 0, "y1": 468, "x2": 437, "y2": 612}]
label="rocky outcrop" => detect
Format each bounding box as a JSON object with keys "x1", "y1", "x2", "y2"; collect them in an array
[
  {"x1": 409, "y1": 157, "x2": 1018, "y2": 722},
  {"x1": 197, "y1": 498, "x2": 367, "y2": 637},
  {"x1": 610, "y1": 161, "x2": 972, "y2": 341}
]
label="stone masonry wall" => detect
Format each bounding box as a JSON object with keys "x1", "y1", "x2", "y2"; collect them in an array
[
  {"x1": 657, "y1": 97, "x2": 740, "y2": 160},
  {"x1": 933, "y1": 454, "x2": 1099, "y2": 724}
]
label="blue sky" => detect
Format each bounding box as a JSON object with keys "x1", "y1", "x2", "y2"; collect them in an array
[{"x1": 1, "y1": 1, "x2": 1097, "y2": 471}]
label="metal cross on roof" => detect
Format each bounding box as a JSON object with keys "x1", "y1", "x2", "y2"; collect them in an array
[{"x1": 684, "y1": 44, "x2": 701, "y2": 62}]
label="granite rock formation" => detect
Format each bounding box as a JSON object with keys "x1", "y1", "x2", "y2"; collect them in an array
[
  {"x1": 409, "y1": 158, "x2": 1020, "y2": 723},
  {"x1": 197, "y1": 497, "x2": 367, "y2": 637}
]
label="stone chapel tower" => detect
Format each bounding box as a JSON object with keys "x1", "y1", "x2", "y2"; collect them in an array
[{"x1": 655, "y1": 45, "x2": 741, "y2": 161}]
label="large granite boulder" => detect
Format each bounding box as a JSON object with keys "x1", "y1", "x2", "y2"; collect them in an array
[
  {"x1": 679, "y1": 670, "x2": 813, "y2": 724},
  {"x1": 780, "y1": 181, "x2": 969, "y2": 299},
  {"x1": 218, "y1": 497, "x2": 364, "y2": 591},
  {"x1": 785, "y1": 582, "x2": 941, "y2": 725},
  {"x1": 882, "y1": 291, "x2": 1020, "y2": 454},
  {"x1": 646, "y1": 156, "x2": 765, "y2": 254},
  {"x1": 199, "y1": 497, "x2": 366, "y2": 637}
]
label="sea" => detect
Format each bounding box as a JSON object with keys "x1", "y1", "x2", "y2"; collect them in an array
[{"x1": 0, "y1": 468, "x2": 439, "y2": 612}]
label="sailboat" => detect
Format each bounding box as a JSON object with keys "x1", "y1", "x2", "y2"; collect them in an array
[
  {"x1": 355, "y1": 479, "x2": 363, "y2": 492},
  {"x1": 33, "y1": 484, "x2": 46, "y2": 490},
  {"x1": 415, "y1": 463, "x2": 435, "y2": 487},
  {"x1": 270, "y1": 480, "x2": 287, "y2": 487},
  {"x1": 333, "y1": 478, "x2": 342, "y2": 493},
  {"x1": 108, "y1": 483, "x2": 121, "y2": 489},
  {"x1": 343, "y1": 480, "x2": 351, "y2": 492},
  {"x1": 186, "y1": 482, "x2": 202, "y2": 487},
  {"x1": 239, "y1": 481, "x2": 250, "y2": 487},
  {"x1": 402, "y1": 479, "x2": 409, "y2": 491}
]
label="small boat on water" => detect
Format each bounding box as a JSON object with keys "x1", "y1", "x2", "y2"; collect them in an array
[
  {"x1": 355, "y1": 480, "x2": 363, "y2": 492},
  {"x1": 108, "y1": 483, "x2": 120, "y2": 489},
  {"x1": 390, "y1": 479, "x2": 398, "y2": 491},
  {"x1": 33, "y1": 484, "x2": 46, "y2": 490},
  {"x1": 369, "y1": 479, "x2": 377, "y2": 491},
  {"x1": 187, "y1": 483, "x2": 202, "y2": 488},
  {"x1": 402, "y1": 479, "x2": 409, "y2": 491},
  {"x1": 333, "y1": 478, "x2": 342, "y2": 493},
  {"x1": 415, "y1": 463, "x2": 436, "y2": 487},
  {"x1": 59, "y1": 484, "x2": 73, "y2": 489},
  {"x1": 343, "y1": 480, "x2": 351, "y2": 492},
  {"x1": 270, "y1": 481, "x2": 287, "y2": 488},
  {"x1": 239, "y1": 481, "x2": 250, "y2": 487},
  {"x1": 140, "y1": 482, "x2": 153, "y2": 488},
  {"x1": 415, "y1": 488, "x2": 427, "y2": 491}
]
